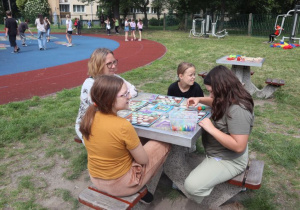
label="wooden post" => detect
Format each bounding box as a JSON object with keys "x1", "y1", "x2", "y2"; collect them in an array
[
  {"x1": 163, "y1": 13, "x2": 166, "y2": 31},
  {"x1": 185, "y1": 13, "x2": 188, "y2": 31},
  {"x1": 248, "y1": 13, "x2": 252, "y2": 36}
]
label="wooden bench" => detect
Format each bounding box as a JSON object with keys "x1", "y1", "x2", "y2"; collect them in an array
[
  {"x1": 228, "y1": 159, "x2": 264, "y2": 190},
  {"x1": 198, "y1": 71, "x2": 208, "y2": 78},
  {"x1": 78, "y1": 185, "x2": 147, "y2": 210},
  {"x1": 265, "y1": 78, "x2": 285, "y2": 86},
  {"x1": 74, "y1": 136, "x2": 82, "y2": 144}
]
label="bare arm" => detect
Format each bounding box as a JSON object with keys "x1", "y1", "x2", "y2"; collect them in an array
[
  {"x1": 187, "y1": 97, "x2": 213, "y2": 107},
  {"x1": 199, "y1": 118, "x2": 248, "y2": 153},
  {"x1": 129, "y1": 143, "x2": 148, "y2": 165}
]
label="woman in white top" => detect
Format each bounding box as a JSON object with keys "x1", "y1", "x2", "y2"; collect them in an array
[
  {"x1": 75, "y1": 48, "x2": 138, "y2": 144},
  {"x1": 65, "y1": 14, "x2": 73, "y2": 47},
  {"x1": 104, "y1": 17, "x2": 111, "y2": 35},
  {"x1": 35, "y1": 14, "x2": 47, "y2": 50}
]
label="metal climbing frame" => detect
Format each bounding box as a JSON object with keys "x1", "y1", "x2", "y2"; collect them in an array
[{"x1": 189, "y1": 15, "x2": 228, "y2": 39}]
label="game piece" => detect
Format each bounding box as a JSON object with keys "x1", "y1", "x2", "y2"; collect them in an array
[
  {"x1": 153, "y1": 95, "x2": 184, "y2": 106},
  {"x1": 124, "y1": 111, "x2": 161, "y2": 127}
]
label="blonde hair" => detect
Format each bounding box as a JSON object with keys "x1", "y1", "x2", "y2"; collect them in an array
[
  {"x1": 87, "y1": 48, "x2": 114, "y2": 78},
  {"x1": 177, "y1": 62, "x2": 195, "y2": 77}
]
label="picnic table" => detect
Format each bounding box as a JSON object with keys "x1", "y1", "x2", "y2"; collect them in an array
[
  {"x1": 119, "y1": 93, "x2": 245, "y2": 208},
  {"x1": 216, "y1": 55, "x2": 285, "y2": 98}
]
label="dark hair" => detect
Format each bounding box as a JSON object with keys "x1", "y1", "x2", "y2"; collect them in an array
[
  {"x1": 80, "y1": 75, "x2": 124, "y2": 140},
  {"x1": 38, "y1": 14, "x2": 44, "y2": 24},
  {"x1": 6, "y1": 10, "x2": 12, "y2": 16},
  {"x1": 204, "y1": 65, "x2": 254, "y2": 121}
]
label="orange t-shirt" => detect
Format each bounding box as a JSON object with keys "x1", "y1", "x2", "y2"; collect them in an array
[{"x1": 84, "y1": 112, "x2": 140, "y2": 179}]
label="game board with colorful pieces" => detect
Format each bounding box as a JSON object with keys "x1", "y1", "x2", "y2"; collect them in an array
[
  {"x1": 226, "y1": 55, "x2": 263, "y2": 63},
  {"x1": 129, "y1": 100, "x2": 149, "y2": 111},
  {"x1": 124, "y1": 111, "x2": 161, "y2": 127},
  {"x1": 153, "y1": 95, "x2": 184, "y2": 106},
  {"x1": 178, "y1": 102, "x2": 211, "y2": 123},
  {"x1": 169, "y1": 111, "x2": 198, "y2": 131},
  {"x1": 151, "y1": 103, "x2": 174, "y2": 113}
]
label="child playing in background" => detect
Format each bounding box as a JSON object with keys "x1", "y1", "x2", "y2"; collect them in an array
[
  {"x1": 124, "y1": 17, "x2": 129, "y2": 41},
  {"x1": 167, "y1": 62, "x2": 204, "y2": 98},
  {"x1": 137, "y1": 19, "x2": 143, "y2": 41},
  {"x1": 268, "y1": 25, "x2": 283, "y2": 43},
  {"x1": 130, "y1": 18, "x2": 136, "y2": 41},
  {"x1": 104, "y1": 17, "x2": 111, "y2": 35}
]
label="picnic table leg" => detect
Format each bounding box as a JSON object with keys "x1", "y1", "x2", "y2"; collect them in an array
[
  {"x1": 231, "y1": 65, "x2": 259, "y2": 95},
  {"x1": 163, "y1": 145, "x2": 195, "y2": 198}
]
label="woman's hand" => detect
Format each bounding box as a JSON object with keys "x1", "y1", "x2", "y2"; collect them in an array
[
  {"x1": 186, "y1": 97, "x2": 201, "y2": 107},
  {"x1": 198, "y1": 118, "x2": 215, "y2": 133}
]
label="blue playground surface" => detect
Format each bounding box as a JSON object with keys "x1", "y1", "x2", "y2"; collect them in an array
[{"x1": 0, "y1": 33, "x2": 119, "y2": 76}]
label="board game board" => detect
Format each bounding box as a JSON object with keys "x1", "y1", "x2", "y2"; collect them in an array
[
  {"x1": 151, "y1": 103, "x2": 173, "y2": 113},
  {"x1": 153, "y1": 95, "x2": 184, "y2": 106},
  {"x1": 124, "y1": 111, "x2": 161, "y2": 127},
  {"x1": 129, "y1": 100, "x2": 149, "y2": 111}
]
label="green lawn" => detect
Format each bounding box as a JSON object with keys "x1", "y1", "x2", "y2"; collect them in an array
[{"x1": 0, "y1": 28, "x2": 299, "y2": 209}]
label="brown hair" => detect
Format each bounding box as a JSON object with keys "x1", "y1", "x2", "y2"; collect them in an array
[
  {"x1": 204, "y1": 65, "x2": 254, "y2": 121},
  {"x1": 80, "y1": 75, "x2": 124, "y2": 140},
  {"x1": 38, "y1": 14, "x2": 44, "y2": 24},
  {"x1": 88, "y1": 48, "x2": 114, "y2": 78},
  {"x1": 177, "y1": 62, "x2": 195, "y2": 78},
  {"x1": 6, "y1": 10, "x2": 12, "y2": 16}
]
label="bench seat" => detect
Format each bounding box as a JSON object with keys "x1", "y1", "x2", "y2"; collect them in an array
[
  {"x1": 78, "y1": 185, "x2": 147, "y2": 210},
  {"x1": 228, "y1": 159, "x2": 264, "y2": 190},
  {"x1": 265, "y1": 78, "x2": 285, "y2": 86}
]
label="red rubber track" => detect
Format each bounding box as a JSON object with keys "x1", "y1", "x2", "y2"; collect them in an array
[{"x1": 0, "y1": 34, "x2": 166, "y2": 105}]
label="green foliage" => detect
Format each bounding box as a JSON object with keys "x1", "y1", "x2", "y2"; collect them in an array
[
  {"x1": 148, "y1": 17, "x2": 163, "y2": 26},
  {"x1": 23, "y1": 0, "x2": 50, "y2": 23}
]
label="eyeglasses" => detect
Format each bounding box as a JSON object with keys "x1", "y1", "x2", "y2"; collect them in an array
[
  {"x1": 118, "y1": 90, "x2": 130, "y2": 98},
  {"x1": 106, "y1": 59, "x2": 118, "y2": 69}
]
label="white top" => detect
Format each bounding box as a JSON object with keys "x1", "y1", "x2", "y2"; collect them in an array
[
  {"x1": 66, "y1": 19, "x2": 73, "y2": 31},
  {"x1": 137, "y1": 22, "x2": 143, "y2": 29},
  {"x1": 130, "y1": 21, "x2": 136, "y2": 28},
  {"x1": 75, "y1": 74, "x2": 138, "y2": 144},
  {"x1": 35, "y1": 19, "x2": 46, "y2": 32}
]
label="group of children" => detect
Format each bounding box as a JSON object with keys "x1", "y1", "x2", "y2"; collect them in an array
[
  {"x1": 74, "y1": 47, "x2": 254, "y2": 205},
  {"x1": 104, "y1": 17, "x2": 143, "y2": 41}
]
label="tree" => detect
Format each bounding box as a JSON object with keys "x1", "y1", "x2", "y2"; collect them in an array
[
  {"x1": 23, "y1": 0, "x2": 50, "y2": 23},
  {"x1": 151, "y1": 0, "x2": 167, "y2": 23},
  {"x1": 16, "y1": 0, "x2": 28, "y2": 17},
  {"x1": 131, "y1": 0, "x2": 150, "y2": 27}
]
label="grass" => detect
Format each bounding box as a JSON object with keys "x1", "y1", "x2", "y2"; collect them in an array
[{"x1": 0, "y1": 27, "x2": 300, "y2": 209}]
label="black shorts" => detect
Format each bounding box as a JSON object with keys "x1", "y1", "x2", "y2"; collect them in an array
[
  {"x1": 67, "y1": 31, "x2": 72, "y2": 35},
  {"x1": 139, "y1": 29, "x2": 143, "y2": 32},
  {"x1": 9, "y1": 35, "x2": 17, "y2": 47}
]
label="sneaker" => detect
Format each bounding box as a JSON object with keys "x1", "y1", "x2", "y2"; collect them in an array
[
  {"x1": 131, "y1": 39, "x2": 133, "y2": 41},
  {"x1": 39, "y1": 48, "x2": 44, "y2": 50},
  {"x1": 16, "y1": 47, "x2": 20, "y2": 52},
  {"x1": 12, "y1": 50, "x2": 18, "y2": 53},
  {"x1": 138, "y1": 39, "x2": 141, "y2": 41},
  {"x1": 125, "y1": 39, "x2": 129, "y2": 41},
  {"x1": 22, "y1": 43, "x2": 27, "y2": 47},
  {"x1": 140, "y1": 191, "x2": 153, "y2": 205}
]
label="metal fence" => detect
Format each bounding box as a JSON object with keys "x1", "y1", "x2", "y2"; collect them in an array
[{"x1": 9, "y1": 13, "x2": 299, "y2": 38}]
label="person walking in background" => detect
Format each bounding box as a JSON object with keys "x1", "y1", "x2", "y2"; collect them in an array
[
  {"x1": 44, "y1": 17, "x2": 51, "y2": 42},
  {"x1": 74, "y1": 18, "x2": 78, "y2": 34},
  {"x1": 87, "y1": 20, "x2": 92, "y2": 29},
  {"x1": 113, "y1": 17, "x2": 119, "y2": 34},
  {"x1": 65, "y1": 14, "x2": 73, "y2": 47},
  {"x1": 77, "y1": 18, "x2": 82, "y2": 35},
  {"x1": 35, "y1": 14, "x2": 47, "y2": 50},
  {"x1": 137, "y1": 19, "x2": 143, "y2": 41},
  {"x1": 130, "y1": 18, "x2": 136, "y2": 41},
  {"x1": 124, "y1": 17, "x2": 129, "y2": 41},
  {"x1": 18, "y1": 19, "x2": 33, "y2": 47},
  {"x1": 5, "y1": 10, "x2": 20, "y2": 53},
  {"x1": 104, "y1": 17, "x2": 111, "y2": 36}
]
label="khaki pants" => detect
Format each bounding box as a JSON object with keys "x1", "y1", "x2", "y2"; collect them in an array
[
  {"x1": 184, "y1": 147, "x2": 248, "y2": 203},
  {"x1": 90, "y1": 140, "x2": 171, "y2": 197}
]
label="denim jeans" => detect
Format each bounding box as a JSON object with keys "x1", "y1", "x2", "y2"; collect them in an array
[
  {"x1": 46, "y1": 29, "x2": 51, "y2": 39},
  {"x1": 37, "y1": 30, "x2": 46, "y2": 49}
]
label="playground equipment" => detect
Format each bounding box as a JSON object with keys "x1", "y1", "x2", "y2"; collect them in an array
[
  {"x1": 274, "y1": 2, "x2": 300, "y2": 43},
  {"x1": 189, "y1": 15, "x2": 228, "y2": 39}
]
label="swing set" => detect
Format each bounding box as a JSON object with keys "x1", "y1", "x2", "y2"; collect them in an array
[{"x1": 189, "y1": 14, "x2": 228, "y2": 39}]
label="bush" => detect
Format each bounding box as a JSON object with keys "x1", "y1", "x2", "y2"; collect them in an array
[{"x1": 148, "y1": 17, "x2": 163, "y2": 26}]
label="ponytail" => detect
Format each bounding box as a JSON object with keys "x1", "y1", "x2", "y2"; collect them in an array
[{"x1": 79, "y1": 104, "x2": 98, "y2": 141}]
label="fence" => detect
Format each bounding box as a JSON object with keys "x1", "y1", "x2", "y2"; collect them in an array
[{"x1": 7, "y1": 12, "x2": 299, "y2": 38}]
